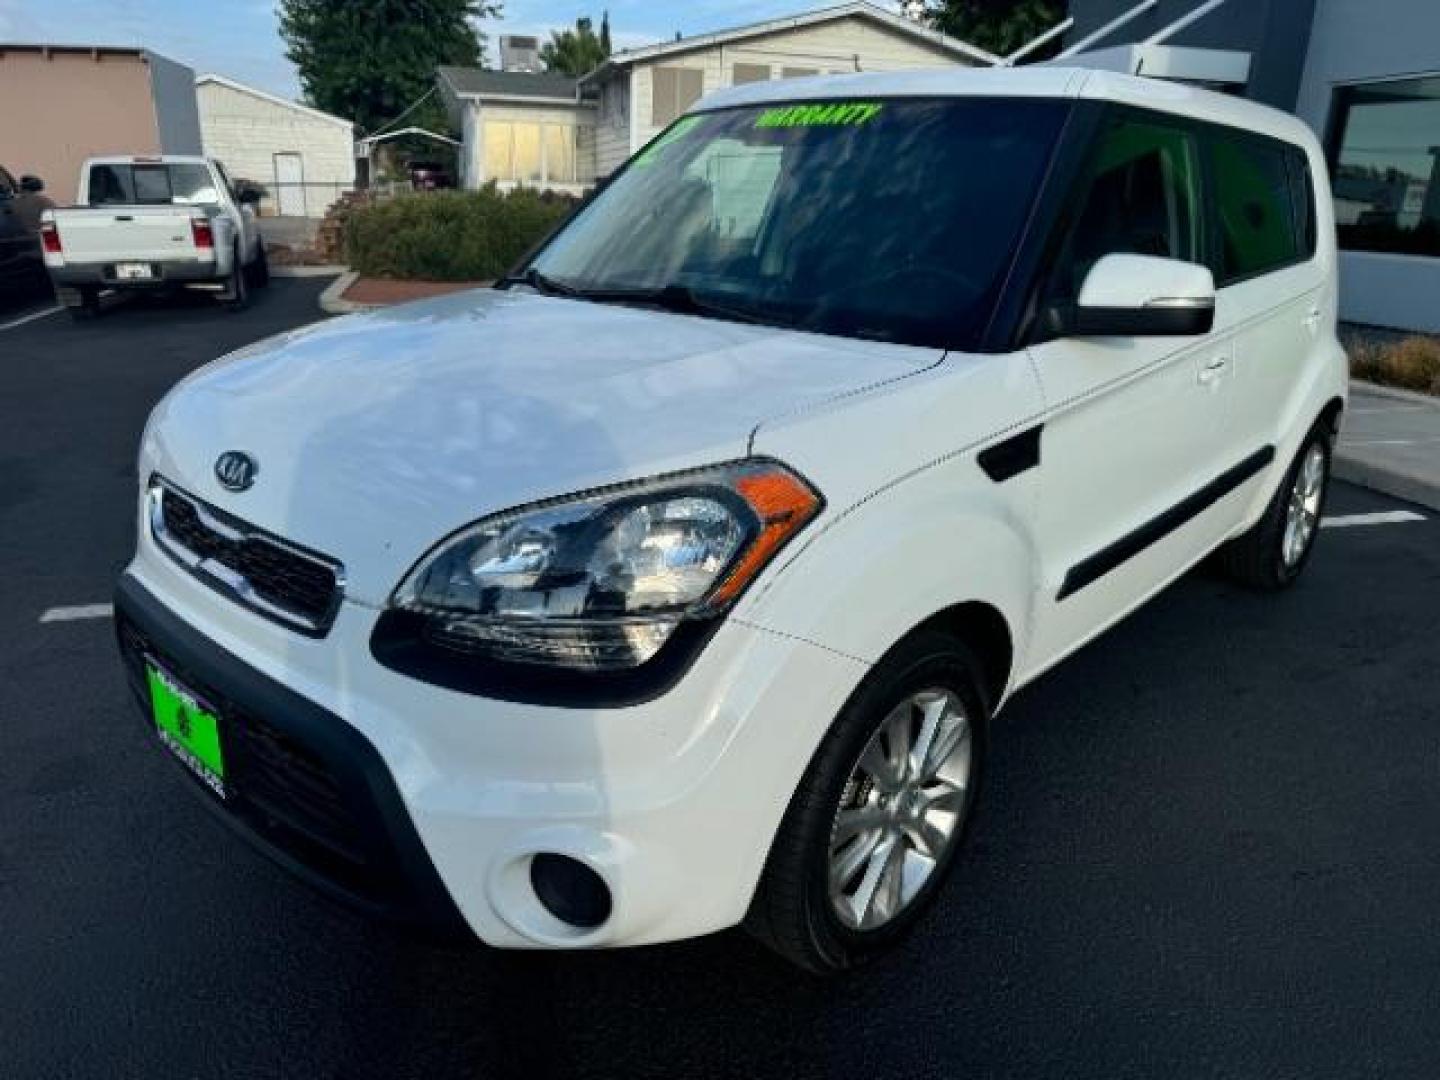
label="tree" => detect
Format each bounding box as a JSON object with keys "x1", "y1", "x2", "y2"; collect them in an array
[
  {"x1": 540, "y1": 12, "x2": 611, "y2": 77},
  {"x1": 279, "y1": 0, "x2": 502, "y2": 134},
  {"x1": 913, "y1": 0, "x2": 1066, "y2": 60}
]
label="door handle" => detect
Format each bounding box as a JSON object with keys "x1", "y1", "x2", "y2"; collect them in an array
[
  {"x1": 1197, "y1": 356, "x2": 1229, "y2": 386},
  {"x1": 1303, "y1": 306, "x2": 1322, "y2": 334}
]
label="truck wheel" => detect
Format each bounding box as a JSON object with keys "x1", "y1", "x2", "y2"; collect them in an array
[
  {"x1": 222, "y1": 245, "x2": 249, "y2": 312},
  {"x1": 66, "y1": 286, "x2": 101, "y2": 321},
  {"x1": 745, "y1": 630, "x2": 988, "y2": 973},
  {"x1": 248, "y1": 243, "x2": 271, "y2": 289},
  {"x1": 1219, "y1": 422, "x2": 1333, "y2": 591}
]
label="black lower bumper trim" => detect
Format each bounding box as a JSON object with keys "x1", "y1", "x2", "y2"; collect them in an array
[{"x1": 114, "y1": 574, "x2": 472, "y2": 942}]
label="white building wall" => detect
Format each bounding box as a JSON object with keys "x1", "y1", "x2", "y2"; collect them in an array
[
  {"x1": 595, "y1": 72, "x2": 633, "y2": 177},
  {"x1": 197, "y1": 80, "x2": 355, "y2": 218}
]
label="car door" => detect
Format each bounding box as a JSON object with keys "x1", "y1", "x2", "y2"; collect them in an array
[
  {"x1": 1207, "y1": 131, "x2": 1324, "y2": 458},
  {"x1": 1023, "y1": 111, "x2": 1240, "y2": 674}
]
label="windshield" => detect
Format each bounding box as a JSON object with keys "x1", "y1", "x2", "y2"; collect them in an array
[
  {"x1": 527, "y1": 97, "x2": 1068, "y2": 349},
  {"x1": 88, "y1": 163, "x2": 219, "y2": 207}
]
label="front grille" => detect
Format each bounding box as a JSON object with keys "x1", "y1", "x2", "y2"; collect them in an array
[
  {"x1": 117, "y1": 617, "x2": 381, "y2": 899},
  {"x1": 149, "y1": 477, "x2": 343, "y2": 636}
]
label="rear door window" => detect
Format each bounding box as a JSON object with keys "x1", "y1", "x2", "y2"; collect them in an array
[{"x1": 1209, "y1": 134, "x2": 1300, "y2": 283}]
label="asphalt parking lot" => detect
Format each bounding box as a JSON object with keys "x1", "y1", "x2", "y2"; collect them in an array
[{"x1": 2, "y1": 279, "x2": 1438, "y2": 1079}]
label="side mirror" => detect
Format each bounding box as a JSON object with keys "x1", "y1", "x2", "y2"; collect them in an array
[
  {"x1": 1047, "y1": 254, "x2": 1216, "y2": 338},
  {"x1": 237, "y1": 186, "x2": 263, "y2": 206},
  {"x1": 19, "y1": 175, "x2": 44, "y2": 193}
]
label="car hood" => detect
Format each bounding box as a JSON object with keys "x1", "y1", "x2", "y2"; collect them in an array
[{"x1": 143, "y1": 288, "x2": 940, "y2": 604}]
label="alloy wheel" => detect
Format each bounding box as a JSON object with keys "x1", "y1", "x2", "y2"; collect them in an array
[
  {"x1": 827, "y1": 689, "x2": 973, "y2": 931},
  {"x1": 1282, "y1": 442, "x2": 1325, "y2": 568}
]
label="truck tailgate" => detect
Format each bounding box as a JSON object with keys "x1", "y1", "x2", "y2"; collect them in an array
[{"x1": 52, "y1": 207, "x2": 205, "y2": 264}]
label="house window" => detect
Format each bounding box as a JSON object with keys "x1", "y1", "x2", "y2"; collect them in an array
[
  {"x1": 781, "y1": 67, "x2": 819, "y2": 79},
  {"x1": 732, "y1": 63, "x2": 771, "y2": 85},
  {"x1": 1329, "y1": 75, "x2": 1440, "y2": 257},
  {"x1": 652, "y1": 66, "x2": 704, "y2": 127},
  {"x1": 485, "y1": 120, "x2": 586, "y2": 185}
]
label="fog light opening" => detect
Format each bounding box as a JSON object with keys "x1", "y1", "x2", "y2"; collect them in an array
[{"x1": 529, "y1": 853, "x2": 613, "y2": 930}]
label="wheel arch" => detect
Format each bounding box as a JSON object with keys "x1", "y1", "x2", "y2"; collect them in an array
[{"x1": 908, "y1": 601, "x2": 1014, "y2": 712}]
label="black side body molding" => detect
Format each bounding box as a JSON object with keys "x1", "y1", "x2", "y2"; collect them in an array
[
  {"x1": 978, "y1": 425, "x2": 1044, "y2": 483},
  {"x1": 1058, "y1": 445, "x2": 1276, "y2": 601}
]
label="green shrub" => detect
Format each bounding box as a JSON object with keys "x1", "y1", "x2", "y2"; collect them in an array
[{"x1": 344, "y1": 185, "x2": 577, "y2": 282}]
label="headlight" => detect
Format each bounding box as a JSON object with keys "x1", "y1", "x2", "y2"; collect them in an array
[{"x1": 390, "y1": 460, "x2": 822, "y2": 671}]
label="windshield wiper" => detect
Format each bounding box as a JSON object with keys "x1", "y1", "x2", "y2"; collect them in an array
[
  {"x1": 495, "y1": 266, "x2": 582, "y2": 297},
  {"x1": 499, "y1": 272, "x2": 798, "y2": 332},
  {"x1": 587, "y1": 283, "x2": 795, "y2": 329}
]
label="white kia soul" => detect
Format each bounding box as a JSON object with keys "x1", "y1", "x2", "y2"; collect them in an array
[{"x1": 117, "y1": 68, "x2": 1347, "y2": 972}]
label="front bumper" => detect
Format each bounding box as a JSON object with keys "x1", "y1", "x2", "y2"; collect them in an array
[
  {"x1": 116, "y1": 575, "x2": 469, "y2": 938},
  {"x1": 118, "y1": 534, "x2": 868, "y2": 948}
]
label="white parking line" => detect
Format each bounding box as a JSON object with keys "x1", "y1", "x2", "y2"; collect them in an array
[
  {"x1": 0, "y1": 305, "x2": 62, "y2": 332},
  {"x1": 1322, "y1": 511, "x2": 1427, "y2": 529},
  {"x1": 39, "y1": 604, "x2": 114, "y2": 624}
]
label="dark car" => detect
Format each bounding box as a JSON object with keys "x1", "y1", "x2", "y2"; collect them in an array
[
  {"x1": 0, "y1": 166, "x2": 54, "y2": 298},
  {"x1": 407, "y1": 160, "x2": 455, "y2": 191}
]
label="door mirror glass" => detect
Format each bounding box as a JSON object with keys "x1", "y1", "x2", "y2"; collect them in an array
[
  {"x1": 19, "y1": 175, "x2": 44, "y2": 193},
  {"x1": 1048, "y1": 253, "x2": 1216, "y2": 337}
]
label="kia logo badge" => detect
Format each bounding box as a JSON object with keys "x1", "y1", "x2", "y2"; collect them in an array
[{"x1": 214, "y1": 451, "x2": 258, "y2": 492}]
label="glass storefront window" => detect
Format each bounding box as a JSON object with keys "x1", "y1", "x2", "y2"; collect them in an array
[{"x1": 1330, "y1": 75, "x2": 1440, "y2": 257}]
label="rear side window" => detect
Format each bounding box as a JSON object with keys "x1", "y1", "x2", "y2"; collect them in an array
[
  {"x1": 1050, "y1": 116, "x2": 1203, "y2": 299},
  {"x1": 1209, "y1": 134, "x2": 1300, "y2": 283}
]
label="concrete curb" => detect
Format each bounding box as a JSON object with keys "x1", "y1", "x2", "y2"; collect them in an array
[
  {"x1": 318, "y1": 271, "x2": 378, "y2": 315},
  {"x1": 1350, "y1": 379, "x2": 1439, "y2": 407},
  {"x1": 1333, "y1": 453, "x2": 1440, "y2": 513},
  {"x1": 272, "y1": 265, "x2": 348, "y2": 279}
]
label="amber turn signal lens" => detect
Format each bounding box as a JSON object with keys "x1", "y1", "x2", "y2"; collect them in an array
[{"x1": 709, "y1": 466, "x2": 822, "y2": 606}]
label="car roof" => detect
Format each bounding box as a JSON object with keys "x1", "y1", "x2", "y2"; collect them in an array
[{"x1": 695, "y1": 67, "x2": 1320, "y2": 153}]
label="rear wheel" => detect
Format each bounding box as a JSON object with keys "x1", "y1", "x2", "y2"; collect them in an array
[
  {"x1": 65, "y1": 285, "x2": 101, "y2": 321},
  {"x1": 222, "y1": 245, "x2": 249, "y2": 311},
  {"x1": 248, "y1": 242, "x2": 271, "y2": 289},
  {"x1": 1219, "y1": 423, "x2": 1332, "y2": 590},
  {"x1": 745, "y1": 630, "x2": 987, "y2": 973}
]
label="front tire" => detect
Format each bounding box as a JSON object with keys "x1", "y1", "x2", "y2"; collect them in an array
[
  {"x1": 1219, "y1": 423, "x2": 1332, "y2": 590},
  {"x1": 745, "y1": 630, "x2": 988, "y2": 973}
]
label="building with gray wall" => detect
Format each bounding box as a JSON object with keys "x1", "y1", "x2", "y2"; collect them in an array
[{"x1": 1065, "y1": 0, "x2": 1440, "y2": 333}]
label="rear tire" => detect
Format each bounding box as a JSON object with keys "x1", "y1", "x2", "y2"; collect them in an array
[
  {"x1": 1218, "y1": 422, "x2": 1332, "y2": 590},
  {"x1": 65, "y1": 285, "x2": 101, "y2": 321},
  {"x1": 222, "y1": 245, "x2": 249, "y2": 312},
  {"x1": 745, "y1": 630, "x2": 988, "y2": 974},
  {"x1": 248, "y1": 243, "x2": 271, "y2": 289}
]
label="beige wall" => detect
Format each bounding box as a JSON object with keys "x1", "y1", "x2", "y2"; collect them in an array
[{"x1": 0, "y1": 49, "x2": 163, "y2": 204}]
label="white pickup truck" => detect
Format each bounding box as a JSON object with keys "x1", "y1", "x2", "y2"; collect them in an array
[{"x1": 41, "y1": 155, "x2": 269, "y2": 318}]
